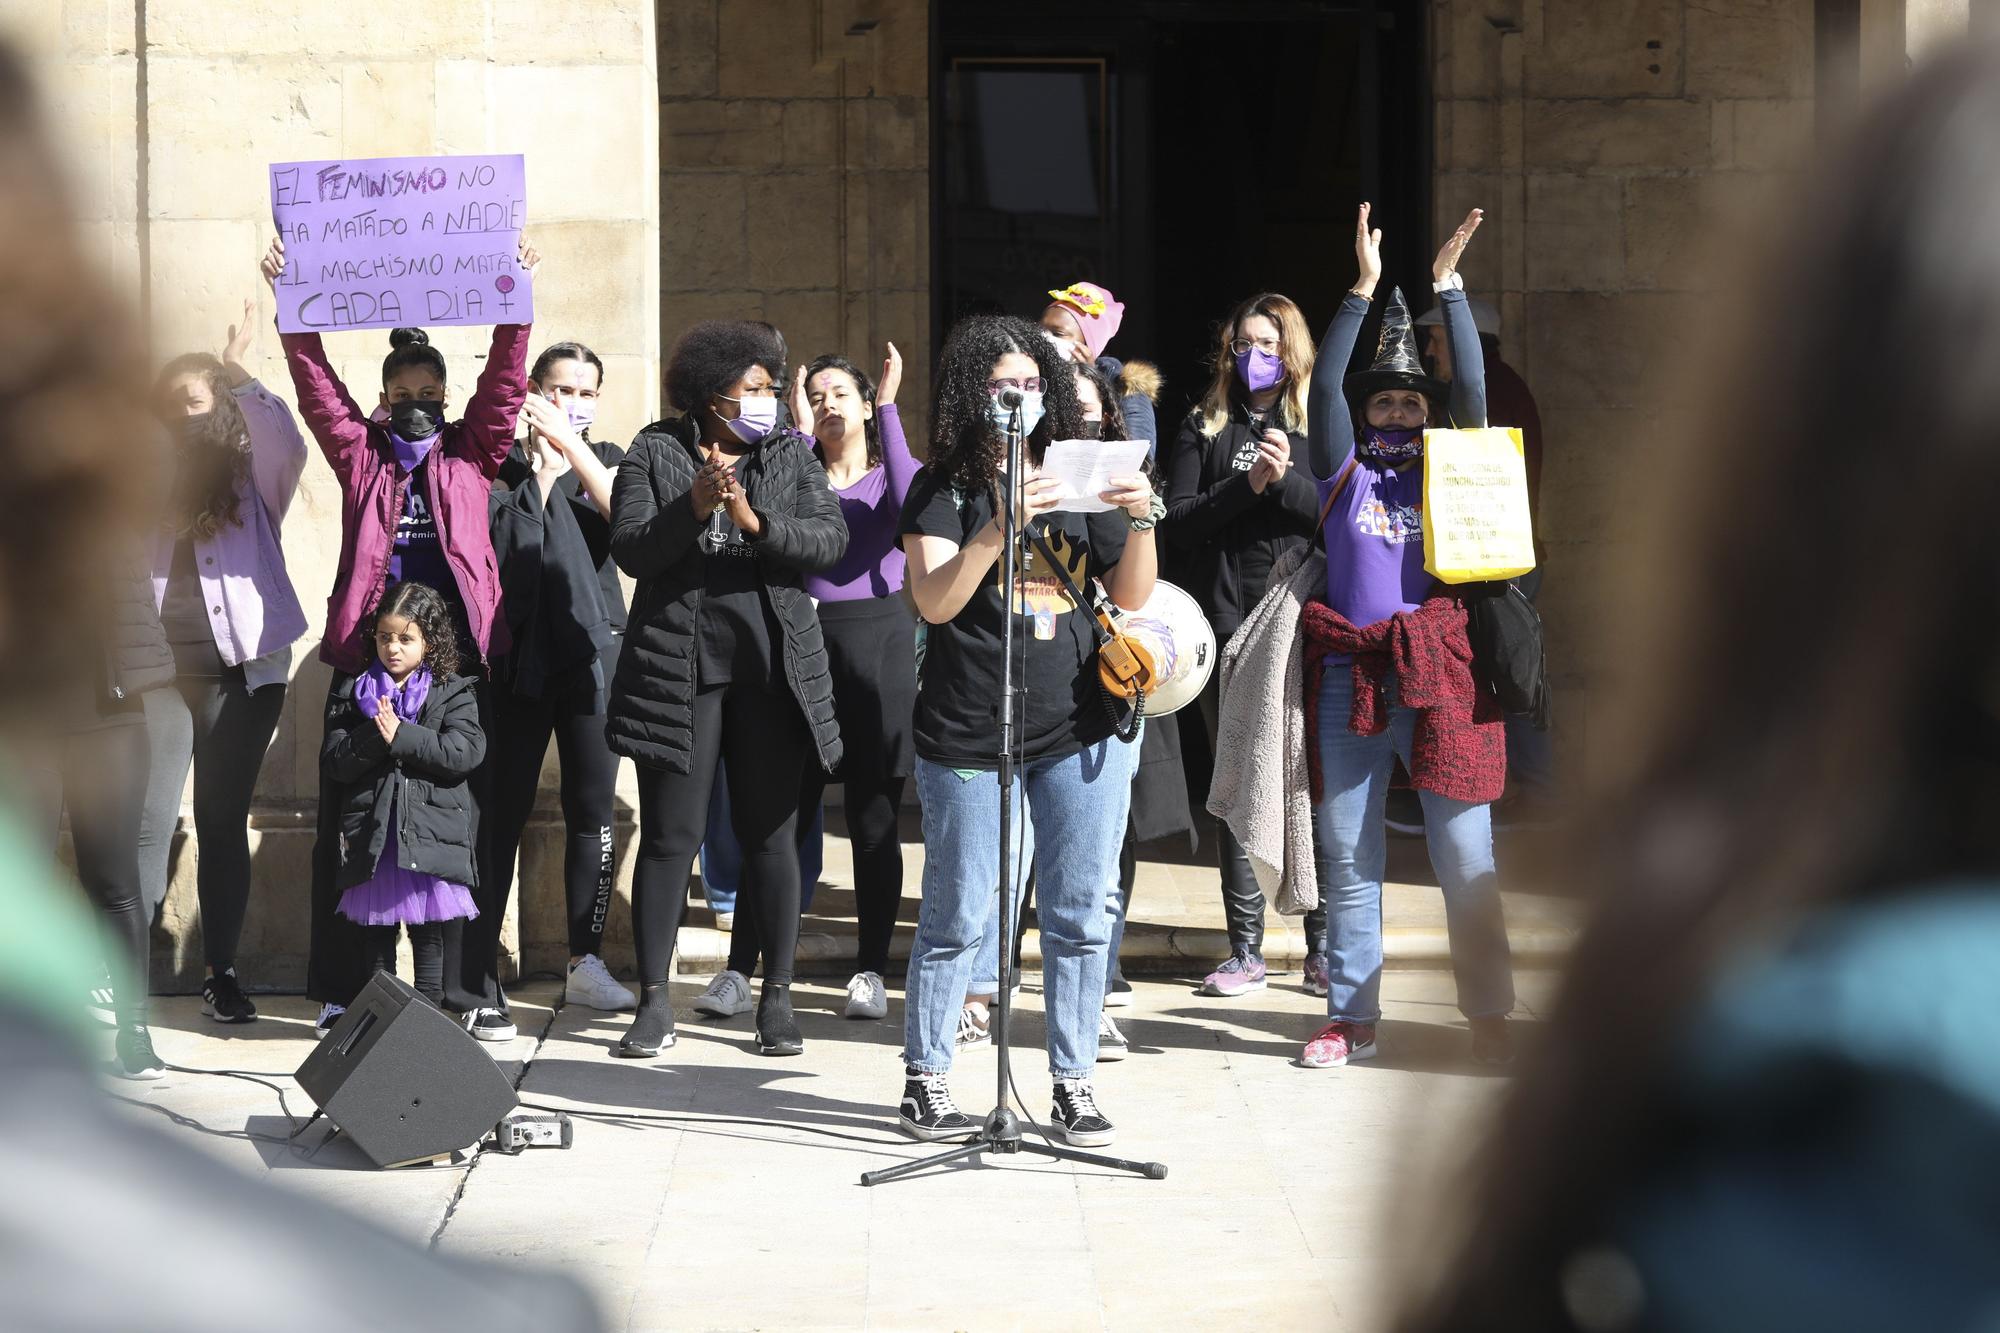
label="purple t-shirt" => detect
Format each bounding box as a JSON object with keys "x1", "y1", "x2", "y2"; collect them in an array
[
  {"x1": 1319, "y1": 455, "x2": 1434, "y2": 634},
  {"x1": 804, "y1": 403, "x2": 920, "y2": 602}
]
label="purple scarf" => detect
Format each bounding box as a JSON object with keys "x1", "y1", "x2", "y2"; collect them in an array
[
  {"x1": 353, "y1": 662, "x2": 433, "y2": 724},
  {"x1": 390, "y1": 430, "x2": 437, "y2": 473}
]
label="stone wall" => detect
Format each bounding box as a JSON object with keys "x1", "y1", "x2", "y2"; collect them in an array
[
  {"x1": 657, "y1": 0, "x2": 931, "y2": 442},
  {"x1": 1429, "y1": 0, "x2": 1816, "y2": 782},
  {"x1": 11, "y1": 2, "x2": 661, "y2": 988}
]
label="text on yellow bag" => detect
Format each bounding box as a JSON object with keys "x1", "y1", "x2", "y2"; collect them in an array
[{"x1": 1421, "y1": 426, "x2": 1537, "y2": 584}]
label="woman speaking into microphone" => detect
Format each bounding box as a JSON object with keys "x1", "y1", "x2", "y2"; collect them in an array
[
  {"x1": 893, "y1": 315, "x2": 1160, "y2": 1147},
  {"x1": 605, "y1": 320, "x2": 847, "y2": 1060}
]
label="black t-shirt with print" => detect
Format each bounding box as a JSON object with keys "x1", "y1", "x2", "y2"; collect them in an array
[
  {"x1": 899, "y1": 466, "x2": 1130, "y2": 769},
  {"x1": 695, "y1": 516, "x2": 779, "y2": 689}
]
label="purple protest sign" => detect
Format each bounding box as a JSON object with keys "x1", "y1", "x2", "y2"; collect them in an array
[{"x1": 269, "y1": 153, "x2": 533, "y2": 333}]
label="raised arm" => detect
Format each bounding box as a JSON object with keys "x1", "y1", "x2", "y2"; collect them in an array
[
  {"x1": 1432, "y1": 208, "x2": 1487, "y2": 429},
  {"x1": 610, "y1": 436, "x2": 705, "y2": 580},
  {"x1": 263, "y1": 238, "x2": 373, "y2": 489},
  {"x1": 1310, "y1": 203, "x2": 1394, "y2": 480},
  {"x1": 456, "y1": 321, "x2": 533, "y2": 479},
  {"x1": 876, "y1": 344, "x2": 921, "y2": 507},
  {"x1": 221, "y1": 297, "x2": 309, "y2": 522}
]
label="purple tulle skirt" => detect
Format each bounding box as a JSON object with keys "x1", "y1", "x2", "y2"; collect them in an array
[{"x1": 336, "y1": 826, "x2": 479, "y2": 926}]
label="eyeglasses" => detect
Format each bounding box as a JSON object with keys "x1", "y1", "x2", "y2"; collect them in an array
[
  {"x1": 1229, "y1": 337, "x2": 1281, "y2": 356},
  {"x1": 984, "y1": 377, "x2": 1046, "y2": 397}
]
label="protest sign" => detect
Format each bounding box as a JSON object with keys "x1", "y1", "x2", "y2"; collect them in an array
[
  {"x1": 1420, "y1": 426, "x2": 1537, "y2": 584},
  {"x1": 269, "y1": 154, "x2": 533, "y2": 333}
]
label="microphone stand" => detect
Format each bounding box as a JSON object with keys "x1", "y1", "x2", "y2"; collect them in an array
[{"x1": 862, "y1": 396, "x2": 1166, "y2": 1187}]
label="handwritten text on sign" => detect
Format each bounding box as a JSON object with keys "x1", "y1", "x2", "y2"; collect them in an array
[{"x1": 269, "y1": 154, "x2": 533, "y2": 333}]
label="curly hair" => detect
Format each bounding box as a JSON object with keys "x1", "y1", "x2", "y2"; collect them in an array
[
  {"x1": 664, "y1": 319, "x2": 787, "y2": 417},
  {"x1": 1072, "y1": 359, "x2": 1129, "y2": 444},
  {"x1": 927, "y1": 314, "x2": 1084, "y2": 490},
  {"x1": 803, "y1": 353, "x2": 880, "y2": 468},
  {"x1": 370, "y1": 581, "x2": 462, "y2": 678},
  {"x1": 153, "y1": 353, "x2": 251, "y2": 539}
]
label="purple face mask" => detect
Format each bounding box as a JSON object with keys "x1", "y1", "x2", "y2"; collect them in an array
[{"x1": 1235, "y1": 346, "x2": 1285, "y2": 393}]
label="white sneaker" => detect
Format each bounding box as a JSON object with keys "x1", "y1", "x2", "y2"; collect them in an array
[
  {"x1": 314, "y1": 1003, "x2": 346, "y2": 1039},
  {"x1": 1097, "y1": 1011, "x2": 1129, "y2": 1061},
  {"x1": 714, "y1": 911, "x2": 735, "y2": 931},
  {"x1": 955, "y1": 1004, "x2": 991, "y2": 1050},
  {"x1": 844, "y1": 970, "x2": 888, "y2": 1020},
  {"x1": 692, "y1": 969, "x2": 753, "y2": 1018},
  {"x1": 565, "y1": 954, "x2": 637, "y2": 1011}
]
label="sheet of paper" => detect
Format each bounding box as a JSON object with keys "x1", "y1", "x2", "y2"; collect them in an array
[{"x1": 1039, "y1": 439, "x2": 1152, "y2": 513}]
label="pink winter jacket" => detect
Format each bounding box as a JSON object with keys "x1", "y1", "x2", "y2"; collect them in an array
[{"x1": 280, "y1": 324, "x2": 529, "y2": 675}]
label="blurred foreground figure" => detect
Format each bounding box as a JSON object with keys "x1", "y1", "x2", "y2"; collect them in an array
[
  {"x1": 0, "y1": 42, "x2": 598, "y2": 1333},
  {"x1": 1398, "y1": 42, "x2": 2000, "y2": 1333}
]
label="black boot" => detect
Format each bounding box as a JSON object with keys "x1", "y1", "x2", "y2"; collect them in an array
[
  {"x1": 615, "y1": 982, "x2": 676, "y2": 1058},
  {"x1": 756, "y1": 982, "x2": 803, "y2": 1057}
]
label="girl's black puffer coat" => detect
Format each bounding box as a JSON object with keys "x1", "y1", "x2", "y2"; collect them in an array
[
  {"x1": 606, "y1": 416, "x2": 848, "y2": 774},
  {"x1": 321, "y1": 671, "x2": 486, "y2": 891}
]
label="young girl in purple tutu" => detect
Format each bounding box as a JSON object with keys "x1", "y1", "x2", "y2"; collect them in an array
[{"x1": 321, "y1": 581, "x2": 487, "y2": 1007}]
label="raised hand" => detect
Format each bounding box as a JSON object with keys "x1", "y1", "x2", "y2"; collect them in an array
[
  {"x1": 521, "y1": 392, "x2": 581, "y2": 459},
  {"x1": 789, "y1": 364, "x2": 812, "y2": 434},
  {"x1": 879, "y1": 341, "x2": 903, "y2": 406},
  {"x1": 260, "y1": 237, "x2": 286, "y2": 291},
  {"x1": 1433, "y1": 208, "x2": 1483, "y2": 283},
  {"x1": 517, "y1": 234, "x2": 542, "y2": 276},
  {"x1": 222, "y1": 297, "x2": 256, "y2": 367},
  {"x1": 1354, "y1": 203, "x2": 1383, "y2": 298}
]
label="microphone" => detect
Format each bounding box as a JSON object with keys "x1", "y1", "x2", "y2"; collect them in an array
[{"x1": 998, "y1": 386, "x2": 1025, "y2": 410}]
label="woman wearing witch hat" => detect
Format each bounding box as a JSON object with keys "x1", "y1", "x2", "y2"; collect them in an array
[{"x1": 1294, "y1": 205, "x2": 1516, "y2": 1069}]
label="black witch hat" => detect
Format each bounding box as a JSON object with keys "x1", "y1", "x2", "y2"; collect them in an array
[{"x1": 1345, "y1": 287, "x2": 1449, "y2": 406}]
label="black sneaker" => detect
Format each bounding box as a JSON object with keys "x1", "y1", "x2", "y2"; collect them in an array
[
  {"x1": 1051, "y1": 1077, "x2": 1115, "y2": 1147},
  {"x1": 616, "y1": 984, "x2": 677, "y2": 1057},
  {"x1": 201, "y1": 969, "x2": 258, "y2": 1024},
  {"x1": 464, "y1": 1008, "x2": 517, "y2": 1043},
  {"x1": 899, "y1": 1068, "x2": 975, "y2": 1142},
  {"x1": 114, "y1": 1025, "x2": 166, "y2": 1081},
  {"x1": 756, "y1": 984, "x2": 804, "y2": 1057},
  {"x1": 87, "y1": 976, "x2": 117, "y2": 1028}
]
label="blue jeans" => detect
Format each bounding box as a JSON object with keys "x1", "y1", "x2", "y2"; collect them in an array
[
  {"x1": 969, "y1": 728, "x2": 1140, "y2": 997},
  {"x1": 699, "y1": 754, "x2": 823, "y2": 914},
  {"x1": 904, "y1": 739, "x2": 1134, "y2": 1079},
  {"x1": 1313, "y1": 670, "x2": 1514, "y2": 1024}
]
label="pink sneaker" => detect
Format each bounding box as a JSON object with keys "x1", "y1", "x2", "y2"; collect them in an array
[
  {"x1": 1301, "y1": 1021, "x2": 1377, "y2": 1068},
  {"x1": 1198, "y1": 953, "x2": 1268, "y2": 997},
  {"x1": 1302, "y1": 952, "x2": 1330, "y2": 998}
]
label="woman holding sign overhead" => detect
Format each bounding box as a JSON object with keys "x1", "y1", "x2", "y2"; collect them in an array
[
  {"x1": 1290, "y1": 206, "x2": 1515, "y2": 1071},
  {"x1": 262, "y1": 232, "x2": 537, "y2": 1044},
  {"x1": 604, "y1": 320, "x2": 847, "y2": 1061}
]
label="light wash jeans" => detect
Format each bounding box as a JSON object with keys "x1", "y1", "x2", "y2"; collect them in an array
[
  {"x1": 968, "y1": 727, "x2": 1141, "y2": 997},
  {"x1": 903, "y1": 738, "x2": 1135, "y2": 1079},
  {"x1": 1313, "y1": 670, "x2": 1515, "y2": 1025}
]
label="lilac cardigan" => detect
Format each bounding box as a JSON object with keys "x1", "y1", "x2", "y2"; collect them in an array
[{"x1": 150, "y1": 378, "x2": 310, "y2": 691}]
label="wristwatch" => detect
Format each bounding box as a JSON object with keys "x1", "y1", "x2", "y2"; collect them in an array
[
  {"x1": 1433, "y1": 272, "x2": 1464, "y2": 293},
  {"x1": 1127, "y1": 494, "x2": 1167, "y2": 531}
]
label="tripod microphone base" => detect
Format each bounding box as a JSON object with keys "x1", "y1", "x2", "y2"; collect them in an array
[{"x1": 860, "y1": 1104, "x2": 1169, "y2": 1187}]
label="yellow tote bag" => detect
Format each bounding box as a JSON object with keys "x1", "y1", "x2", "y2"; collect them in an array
[{"x1": 1421, "y1": 427, "x2": 1537, "y2": 584}]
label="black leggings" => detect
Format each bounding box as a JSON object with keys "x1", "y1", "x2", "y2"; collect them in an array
[
  {"x1": 170, "y1": 664, "x2": 285, "y2": 970},
  {"x1": 631, "y1": 684, "x2": 810, "y2": 988},
  {"x1": 359, "y1": 923, "x2": 445, "y2": 1005},
  {"x1": 729, "y1": 768, "x2": 904, "y2": 977},
  {"x1": 486, "y1": 665, "x2": 620, "y2": 960},
  {"x1": 31, "y1": 722, "x2": 151, "y2": 1026}
]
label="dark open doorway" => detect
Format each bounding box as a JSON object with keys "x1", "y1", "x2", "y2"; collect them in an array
[{"x1": 933, "y1": 0, "x2": 1433, "y2": 431}]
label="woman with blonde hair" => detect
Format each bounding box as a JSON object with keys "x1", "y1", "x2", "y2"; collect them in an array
[{"x1": 1164, "y1": 291, "x2": 1327, "y2": 998}]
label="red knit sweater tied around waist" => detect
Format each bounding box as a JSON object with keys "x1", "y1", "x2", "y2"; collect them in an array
[{"x1": 1299, "y1": 595, "x2": 1505, "y2": 806}]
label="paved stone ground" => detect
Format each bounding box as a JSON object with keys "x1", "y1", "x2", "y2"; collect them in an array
[{"x1": 110, "y1": 967, "x2": 1559, "y2": 1332}]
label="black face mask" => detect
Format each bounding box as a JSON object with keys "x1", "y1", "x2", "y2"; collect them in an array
[
  {"x1": 173, "y1": 411, "x2": 214, "y2": 443},
  {"x1": 1075, "y1": 419, "x2": 1104, "y2": 440},
  {"x1": 387, "y1": 398, "x2": 445, "y2": 441}
]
